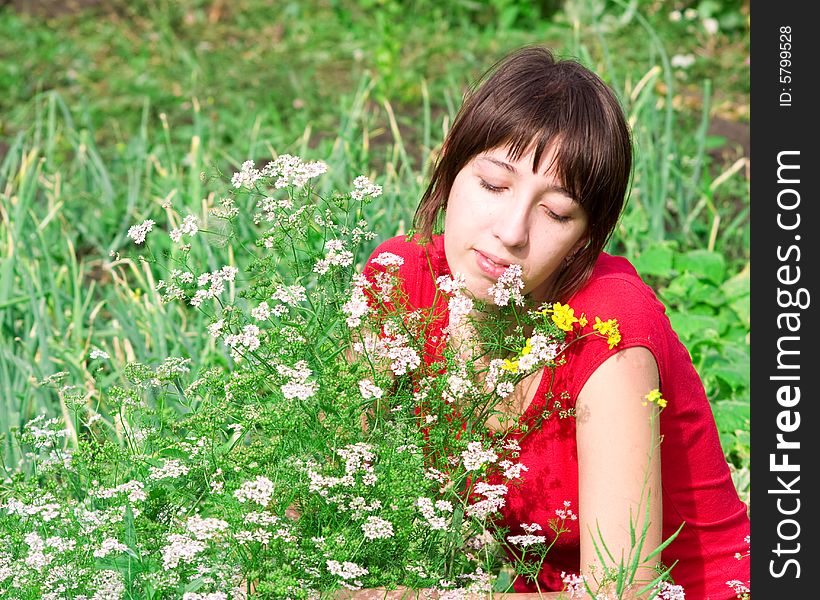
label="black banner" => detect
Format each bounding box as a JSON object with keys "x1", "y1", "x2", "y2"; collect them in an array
[{"x1": 752, "y1": 2, "x2": 817, "y2": 595}]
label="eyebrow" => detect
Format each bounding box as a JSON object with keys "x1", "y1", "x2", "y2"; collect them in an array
[{"x1": 476, "y1": 155, "x2": 577, "y2": 202}]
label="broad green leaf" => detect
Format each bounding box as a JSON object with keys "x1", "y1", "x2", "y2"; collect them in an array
[
  {"x1": 674, "y1": 249, "x2": 726, "y2": 285},
  {"x1": 711, "y1": 400, "x2": 750, "y2": 434},
  {"x1": 631, "y1": 243, "x2": 675, "y2": 278}
]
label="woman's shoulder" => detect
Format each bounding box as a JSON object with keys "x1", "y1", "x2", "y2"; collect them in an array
[{"x1": 570, "y1": 253, "x2": 666, "y2": 319}]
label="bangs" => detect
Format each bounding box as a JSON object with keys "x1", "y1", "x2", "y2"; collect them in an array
[{"x1": 472, "y1": 69, "x2": 629, "y2": 211}]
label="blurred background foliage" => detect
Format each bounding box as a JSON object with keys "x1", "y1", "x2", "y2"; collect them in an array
[{"x1": 0, "y1": 0, "x2": 749, "y2": 499}]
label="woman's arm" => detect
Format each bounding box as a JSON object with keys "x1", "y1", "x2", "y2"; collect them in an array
[{"x1": 575, "y1": 346, "x2": 663, "y2": 596}]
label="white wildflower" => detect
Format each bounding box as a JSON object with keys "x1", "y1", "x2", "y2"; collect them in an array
[
  {"x1": 161, "y1": 533, "x2": 206, "y2": 570},
  {"x1": 350, "y1": 175, "x2": 383, "y2": 201},
  {"x1": 371, "y1": 252, "x2": 404, "y2": 268},
  {"x1": 461, "y1": 441, "x2": 498, "y2": 471},
  {"x1": 207, "y1": 319, "x2": 225, "y2": 338},
  {"x1": 361, "y1": 516, "x2": 394, "y2": 540},
  {"x1": 358, "y1": 379, "x2": 383, "y2": 400},
  {"x1": 251, "y1": 301, "x2": 271, "y2": 321},
  {"x1": 671, "y1": 54, "x2": 696, "y2": 69},
  {"x1": 233, "y1": 476, "x2": 275, "y2": 507},
  {"x1": 231, "y1": 160, "x2": 262, "y2": 189},
  {"x1": 185, "y1": 515, "x2": 231, "y2": 541},
  {"x1": 89, "y1": 348, "x2": 109, "y2": 360},
  {"x1": 127, "y1": 219, "x2": 155, "y2": 245},
  {"x1": 93, "y1": 537, "x2": 129, "y2": 558},
  {"x1": 342, "y1": 286, "x2": 370, "y2": 328},
  {"x1": 148, "y1": 459, "x2": 190, "y2": 481},
  {"x1": 487, "y1": 264, "x2": 525, "y2": 307},
  {"x1": 170, "y1": 214, "x2": 199, "y2": 243}
]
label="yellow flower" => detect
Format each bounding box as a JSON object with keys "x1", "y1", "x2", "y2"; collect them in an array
[
  {"x1": 520, "y1": 338, "x2": 533, "y2": 356},
  {"x1": 578, "y1": 313, "x2": 588, "y2": 327},
  {"x1": 593, "y1": 316, "x2": 621, "y2": 349},
  {"x1": 551, "y1": 302, "x2": 579, "y2": 332},
  {"x1": 643, "y1": 388, "x2": 667, "y2": 408},
  {"x1": 501, "y1": 358, "x2": 519, "y2": 373}
]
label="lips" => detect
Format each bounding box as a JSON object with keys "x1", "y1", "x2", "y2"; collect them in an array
[{"x1": 474, "y1": 249, "x2": 512, "y2": 278}]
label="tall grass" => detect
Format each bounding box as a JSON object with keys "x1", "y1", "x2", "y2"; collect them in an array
[{"x1": 0, "y1": 1, "x2": 749, "y2": 488}]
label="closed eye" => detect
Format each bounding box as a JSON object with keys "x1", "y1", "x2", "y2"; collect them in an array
[
  {"x1": 545, "y1": 208, "x2": 572, "y2": 223},
  {"x1": 479, "y1": 179, "x2": 506, "y2": 193}
]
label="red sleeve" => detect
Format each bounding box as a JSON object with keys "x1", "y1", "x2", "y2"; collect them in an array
[{"x1": 558, "y1": 271, "x2": 669, "y2": 404}]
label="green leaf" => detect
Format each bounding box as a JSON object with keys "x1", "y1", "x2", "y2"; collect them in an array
[
  {"x1": 631, "y1": 243, "x2": 675, "y2": 278},
  {"x1": 667, "y1": 312, "x2": 722, "y2": 344},
  {"x1": 709, "y1": 360, "x2": 750, "y2": 392},
  {"x1": 711, "y1": 400, "x2": 750, "y2": 433},
  {"x1": 673, "y1": 250, "x2": 726, "y2": 285}
]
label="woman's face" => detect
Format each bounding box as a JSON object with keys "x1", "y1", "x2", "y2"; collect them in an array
[{"x1": 443, "y1": 145, "x2": 589, "y2": 304}]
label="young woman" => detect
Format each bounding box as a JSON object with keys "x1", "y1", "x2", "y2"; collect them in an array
[{"x1": 352, "y1": 46, "x2": 750, "y2": 599}]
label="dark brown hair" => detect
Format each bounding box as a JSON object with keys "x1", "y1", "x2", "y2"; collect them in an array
[{"x1": 413, "y1": 45, "x2": 633, "y2": 302}]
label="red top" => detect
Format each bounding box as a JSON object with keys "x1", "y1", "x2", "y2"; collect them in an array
[{"x1": 363, "y1": 234, "x2": 750, "y2": 599}]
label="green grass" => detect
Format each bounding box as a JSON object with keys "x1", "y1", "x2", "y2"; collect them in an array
[{"x1": 0, "y1": 0, "x2": 749, "y2": 490}]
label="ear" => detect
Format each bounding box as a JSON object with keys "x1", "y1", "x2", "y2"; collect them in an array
[{"x1": 570, "y1": 236, "x2": 589, "y2": 258}]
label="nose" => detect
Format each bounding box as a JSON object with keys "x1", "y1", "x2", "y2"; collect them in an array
[{"x1": 491, "y1": 198, "x2": 530, "y2": 248}]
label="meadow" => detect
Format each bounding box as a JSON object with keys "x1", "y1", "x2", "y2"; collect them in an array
[{"x1": 0, "y1": 1, "x2": 750, "y2": 597}]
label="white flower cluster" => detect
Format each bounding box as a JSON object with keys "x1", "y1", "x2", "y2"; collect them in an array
[
  {"x1": 446, "y1": 293, "x2": 474, "y2": 333},
  {"x1": 517, "y1": 333, "x2": 560, "y2": 373},
  {"x1": 444, "y1": 371, "x2": 474, "y2": 404},
  {"x1": 657, "y1": 581, "x2": 687, "y2": 600},
  {"x1": 170, "y1": 214, "x2": 199, "y2": 243},
  {"x1": 416, "y1": 497, "x2": 453, "y2": 530},
  {"x1": 148, "y1": 459, "x2": 190, "y2": 481},
  {"x1": 93, "y1": 537, "x2": 129, "y2": 558},
  {"x1": 560, "y1": 571, "x2": 587, "y2": 598},
  {"x1": 22, "y1": 415, "x2": 69, "y2": 450},
  {"x1": 88, "y1": 569, "x2": 125, "y2": 600},
  {"x1": 342, "y1": 285, "x2": 370, "y2": 328},
  {"x1": 370, "y1": 251, "x2": 403, "y2": 268},
  {"x1": 436, "y1": 273, "x2": 467, "y2": 295},
  {"x1": 371, "y1": 324, "x2": 421, "y2": 376},
  {"x1": 465, "y1": 483, "x2": 508, "y2": 520},
  {"x1": 89, "y1": 348, "x2": 109, "y2": 360},
  {"x1": 87, "y1": 480, "x2": 147, "y2": 504},
  {"x1": 498, "y1": 459, "x2": 528, "y2": 480},
  {"x1": 211, "y1": 196, "x2": 239, "y2": 220},
  {"x1": 186, "y1": 265, "x2": 238, "y2": 308},
  {"x1": 357, "y1": 379, "x2": 383, "y2": 400},
  {"x1": 231, "y1": 160, "x2": 262, "y2": 189},
  {"x1": 155, "y1": 357, "x2": 192, "y2": 380},
  {"x1": 182, "y1": 592, "x2": 229, "y2": 600},
  {"x1": 460, "y1": 441, "x2": 498, "y2": 472},
  {"x1": 306, "y1": 443, "x2": 377, "y2": 496},
  {"x1": 507, "y1": 523, "x2": 545, "y2": 547},
  {"x1": 185, "y1": 515, "x2": 231, "y2": 541},
  {"x1": 161, "y1": 533, "x2": 206, "y2": 570},
  {"x1": 233, "y1": 475, "x2": 275, "y2": 507},
  {"x1": 271, "y1": 284, "x2": 307, "y2": 315},
  {"x1": 314, "y1": 239, "x2": 354, "y2": 275},
  {"x1": 251, "y1": 301, "x2": 271, "y2": 321},
  {"x1": 487, "y1": 264, "x2": 525, "y2": 307},
  {"x1": 555, "y1": 500, "x2": 578, "y2": 522},
  {"x1": 326, "y1": 559, "x2": 368, "y2": 586},
  {"x1": 277, "y1": 360, "x2": 318, "y2": 400},
  {"x1": 224, "y1": 324, "x2": 262, "y2": 358},
  {"x1": 127, "y1": 219, "x2": 155, "y2": 245},
  {"x1": 350, "y1": 175, "x2": 383, "y2": 201},
  {"x1": 361, "y1": 515, "x2": 394, "y2": 540},
  {"x1": 261, "y1": 154, "x2": 328, "y2": 189},
  {"x1": 339, "y1": 496, "x2": 383, "y2": 519},
  {"x1": 255, "y1": 195, "x2": 308, "y2": 229}
]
